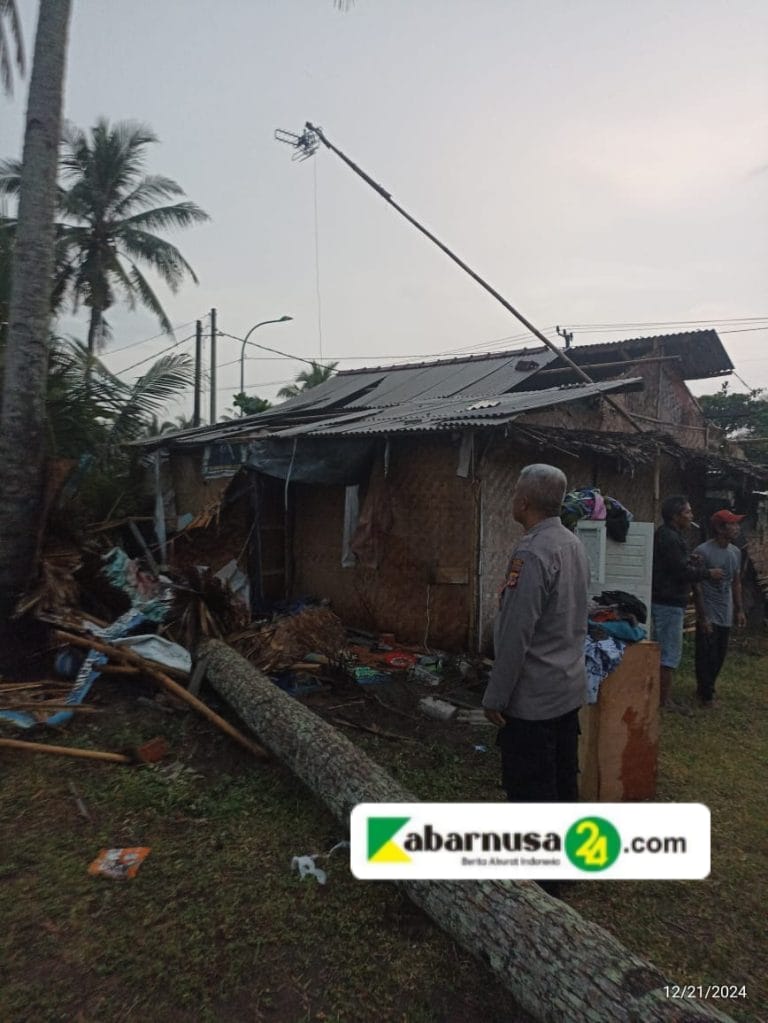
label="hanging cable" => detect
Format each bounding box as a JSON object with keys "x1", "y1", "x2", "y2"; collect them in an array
[
  {"x1": 216, "y1": 330, "x2": 329, "y2": 369},
  {"x1": 313, "y1": 158, "x2": 324, "y2": 360},
  {"x1": 101, "y1": 319, "x2": 200, "y2": 356},
  {"x1": 116, "y1": 332, "x2": 196, "y2": 374}
]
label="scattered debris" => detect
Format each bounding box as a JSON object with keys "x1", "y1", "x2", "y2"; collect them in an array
[
  {"x1": 291, "y1": 855, "x2": 328, "y2": 885},
  {"x1": 0, "y1": 735, "x2": 168, "y2": 765},
  {"x1": 353, "y1": 666, "x2": 390, "y2": 686},
  {"x1": 3, "y1": 521, "x2": 502, "y2": 789},
  {"x1": 88, "y1": 847, "x2": 151, "y2": 880},
  {"x1": 291, "y1": 840, "x2": 350, "y2": 885},
  {"x1": 383, "y1": 651, "x2": 419, "y2": 669},
  {"x1": 409, "y1": 664, "x2": 441, "y2": 686},
  {"x1": 0, "y1": 738, "x2": 131, "y2": 765},
  {"x1": 229, "y1": 605, "x2": 346, "y2": 673},
  {"x1": 418, "y1": 697, "x2": 457, "y2": 722},
  {"x1": 332, "y1": 717, "x2": 415, "y2": 742},
  {"x1": 68, "y1": 781, "x2": 92, "y2": 821},
  {"x1": 456, "y1": 709, "x2": 495, "y2": 727},
  {"x1": 167, "y1": 565, "x2": 249, "y2": 649},
  {"x1": 54, "y1": 629, "x2": 269, "y2": 760}
]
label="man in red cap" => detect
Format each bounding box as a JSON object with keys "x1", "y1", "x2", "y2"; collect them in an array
[{"x1": 692, "y1": 510, "x2": 746, "y2": 707}]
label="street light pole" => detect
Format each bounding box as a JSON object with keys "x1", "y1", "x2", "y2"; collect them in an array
[{"x1": 239, "y1": 316, "x2": 293, "y2": 396}]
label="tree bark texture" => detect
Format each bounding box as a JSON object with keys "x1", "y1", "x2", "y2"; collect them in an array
[
  {"x1": 201, "y1": 639, "x2": 734, "y2": 1023},
  {"x1": 0, "y1": 0, "x2": 72, "y2": 623}
]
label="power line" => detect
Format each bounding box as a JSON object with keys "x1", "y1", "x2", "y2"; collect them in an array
[
  {"x1": 116, "y1": 332, "x2": 196, "y2": 374},
  {"x1": 101, "y1": 319, "x2": 200, "y2": 356},
  {"x1": 718, "y1": 326, "x2": 768, "y2": 335},
  {"x1": 217, "y1": 330, "x2": 324, "y2": 369},
  {"x1": 564, "y1": 316, "x2": 768, "y2": 329},
  {"x1": 732, "y1": 372, "x2": 757, "y2": 391},
  {"x1": 215, "y1": 378, "x2": 294, "y2": 394}
]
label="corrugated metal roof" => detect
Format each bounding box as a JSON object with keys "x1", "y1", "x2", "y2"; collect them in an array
[
  {"x1": 270, "y1": 378, "x2": 642, "y2": 438},
  {"x1": 567, "y1": 330, "x2": 731, "y2": 380},
  {"x1": 132, "y1": 329, "x2": 728, "y2": 451},
  {"x1": 269, "y1": 348, "x2": 557, "y2": 413},
  {"x1": 265, "y1": 370, "x2": 389, "y2": 413},
  {"x1": 345, "y1": 351, "x2": 558, "y2": 406}
]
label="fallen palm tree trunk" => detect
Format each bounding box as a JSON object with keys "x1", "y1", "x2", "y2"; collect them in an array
[{"x1": 200, "y1": 638, "x2": 733, "y2": 1023}]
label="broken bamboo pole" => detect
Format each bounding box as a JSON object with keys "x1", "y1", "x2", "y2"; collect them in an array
[
  {"x1": 200, "y1": 638, "x2": 733, "y2": 1023},
  {"x1": 54, "y1": 631, "x2": 269, "y2": 761},
  {"x1": 0, "y1": 738, "x2": 130, "y2": 764}
]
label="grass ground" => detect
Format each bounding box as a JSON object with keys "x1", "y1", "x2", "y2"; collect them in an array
[{"x1": 1, "y1": 635, "x2": 766, "y2": 1023}]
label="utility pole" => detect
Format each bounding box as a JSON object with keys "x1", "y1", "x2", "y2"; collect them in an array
[
  {"x1": 193, "y1": 319, "x2": 202, "y2": 426},
  {"x1": 209, "y1": 307, "x2": 217, "y2": 424}
]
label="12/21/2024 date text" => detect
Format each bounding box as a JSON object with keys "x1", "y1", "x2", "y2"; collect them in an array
[{"x1": 664, "y1": 985, "x2": 747, "y2": 1000}]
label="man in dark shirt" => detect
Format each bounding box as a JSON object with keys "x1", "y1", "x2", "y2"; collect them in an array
[{"x1": 651, "y1": 495, "x2": 724, "y2": 709}]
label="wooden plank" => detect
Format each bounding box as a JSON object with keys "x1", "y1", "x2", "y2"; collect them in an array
[{"x1": 580, "y1": 641, "x2": 660, "y2": 801}]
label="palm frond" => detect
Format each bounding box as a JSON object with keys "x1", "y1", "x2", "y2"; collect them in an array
[
  {"x1": 0, "y1": 157, "x2": 22, "y2": 197},
  {"x1": 108, "y1": 352, "x2": 194, "y2": 445},
  {"x1": 0, "y1": 0, "x2": 25, "y2": 96},
  {"x1": 119, "y1": 229, "x2": 199, "y2": 290},
  {"x1": 111, "y1": 175, "x2": 186, "y2": 218},
  {"x1": 121, "y1": 200, "x2": 210, "y2": 234},
  {"x1": 125, "y1": 261, "x2": 174, "y2": 333}
]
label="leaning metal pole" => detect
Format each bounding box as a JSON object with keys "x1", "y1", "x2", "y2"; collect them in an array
[{"x1": 277, "y1": 122, "x2": 643, "y2": 433}]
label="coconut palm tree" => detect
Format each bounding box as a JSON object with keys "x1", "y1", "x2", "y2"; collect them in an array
[
  {"x1": 0, "y1": 0, "x2": 25, "y2": 96},
  {"x1": 143, "y1": 411, "x2": 196, "y2": 437},
  {"x1": 42, "y1": 338, "x2": 195, "y2": 523},
  {"x1": 277, "y1": 360, "x2": 338, "y2": 399},
  {"x1": 46, "y1": 339, "x2": 195, "y2": 454},
  {"x1": 0, "y1": 117, "x2": 210, "y2": 352},
  {"x1": 0, "y1": 0, "x2": 72, "y2": 629}
]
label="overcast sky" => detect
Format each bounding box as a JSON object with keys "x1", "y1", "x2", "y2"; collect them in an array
[{"x1": 3, "y1": 0, "x2": 767, "y2": 420}]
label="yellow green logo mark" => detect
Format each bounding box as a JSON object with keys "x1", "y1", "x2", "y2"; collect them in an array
[
  {"x1": 565, "y1": 816, "x2": 621, "y2": 871},
  {"x1": 367, "y1": 816, "x2": 411, "y2": 863}
]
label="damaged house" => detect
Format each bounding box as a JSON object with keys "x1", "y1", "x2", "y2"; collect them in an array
[{"x1": 135, "y1": 330, "x2": 768, "y2": 650}]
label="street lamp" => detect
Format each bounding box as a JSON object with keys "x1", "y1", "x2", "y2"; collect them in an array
[{"x1": 239, "y1": 316, "x2": 293, "y2": 396}]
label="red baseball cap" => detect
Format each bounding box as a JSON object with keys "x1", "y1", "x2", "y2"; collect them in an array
[{"x1": 710, "y1": 509, "x2": 746, "y2": 528}]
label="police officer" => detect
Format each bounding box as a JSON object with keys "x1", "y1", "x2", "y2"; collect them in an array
[{"x1": 483, "y1": 464, "x2": 590, "y2": 804}]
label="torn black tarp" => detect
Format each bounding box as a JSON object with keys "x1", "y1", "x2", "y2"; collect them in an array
[{"x1": 245, "y1": 436, "x2": 375, "y2": 485}]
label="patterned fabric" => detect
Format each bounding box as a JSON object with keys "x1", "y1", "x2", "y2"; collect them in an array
[{"x1": 584, "y1": 636, "x2": 626, "y2": 703}]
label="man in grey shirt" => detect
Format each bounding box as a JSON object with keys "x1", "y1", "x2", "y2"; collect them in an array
[
  {"x1": 693, "y1": 509, "x2": 746, "y2": 707},
  {"x1": 483, "y1": 464, "x2": 589, "y2": 804}
]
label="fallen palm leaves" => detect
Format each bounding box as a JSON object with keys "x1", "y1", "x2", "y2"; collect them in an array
[
  {"x1": 227, "y1": 605, "x2": 347, "y2": 673},
  {"x1": 166, "y1": 566, "x2": 250, "y2": 649}
]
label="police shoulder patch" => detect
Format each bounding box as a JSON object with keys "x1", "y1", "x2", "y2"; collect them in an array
[{"x1": 505, "y1": 557, "x2": 525, "y2": 589}]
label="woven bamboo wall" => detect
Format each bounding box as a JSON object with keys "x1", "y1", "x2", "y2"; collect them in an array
[
  {"x1": 170, "y1": 452, "x2": 231, "y2": 520},
  {"x1": 291, "y1": 438, "x2": 474, "y2": 649}
]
